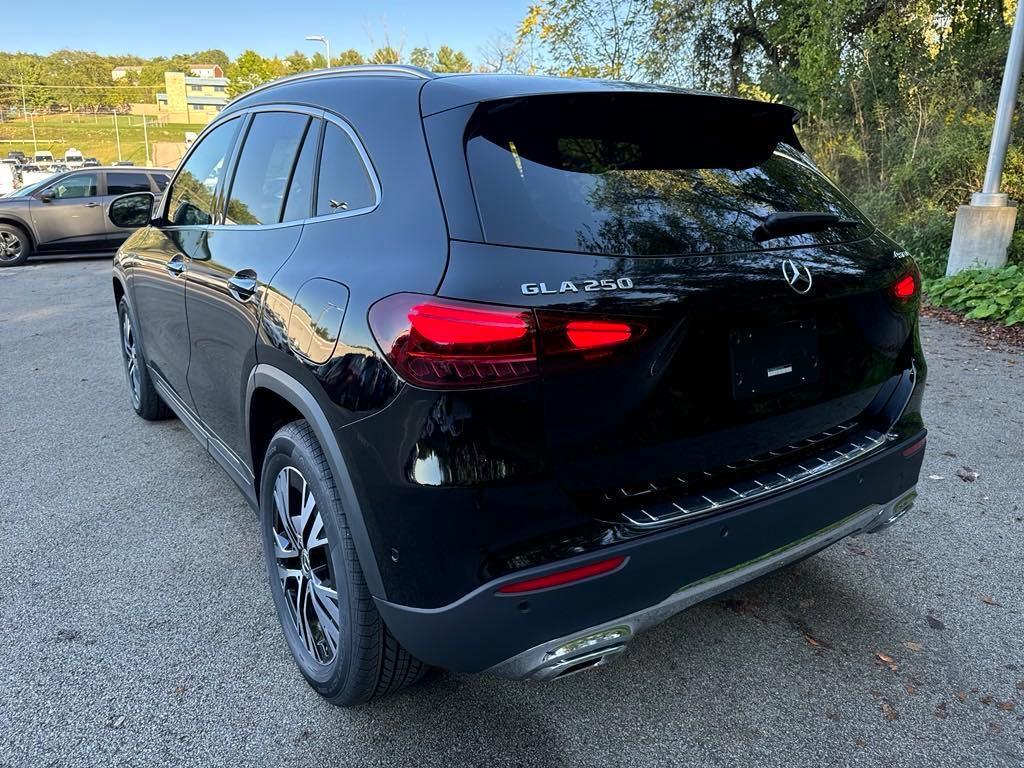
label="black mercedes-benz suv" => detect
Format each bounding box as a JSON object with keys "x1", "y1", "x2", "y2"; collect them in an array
[{"x1": 109, "y1": 65, "x2": 926, "y2": 706}]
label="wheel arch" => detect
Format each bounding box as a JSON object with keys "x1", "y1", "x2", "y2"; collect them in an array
[
  {"x1": 0, "y1": 215, "x2": 36, "y2": 249},
  {"x1": 245, "y1": 364, "x2": 387, "y2": 598}
]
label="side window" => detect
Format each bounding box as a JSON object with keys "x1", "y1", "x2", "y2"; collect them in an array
[
  {"x1": 315, "y1": 122, "x2": 376, "y2": 216},
  {"x1": 107, "y1": 172, "x2": 152, "y2": 195},
  {"x1": 166, "y1": 118, "x2": 240, "y2": 226},
  {"x1": 224, "y1": 112, "x2": 309, "y2": 226},
  {"x1": 153, "y1": 174, "x2": 170, "y2": 192},
  {"x1": 47, "y1": 173, "x2": 98, "y2": 200},
  {"x1": 281, "y1": 118, "x2": 320, "y2": 222}
]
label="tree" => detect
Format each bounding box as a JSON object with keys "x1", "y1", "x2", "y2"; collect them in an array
[
  {"x1": 434, "y1": 46, "x2": 473, "y2": 72},
  {"x1": 228, "y1": 50, "x2": 273, "y2": 97},
  {"x1": 335, "y1": 49, "x2": 365, "y2": 66},
  {"x1": 409, "y1": 47, "x2": 435, "y2": 69},
  {"x1": 369, "y1": 46, "x2": 403, "y2": 64}
]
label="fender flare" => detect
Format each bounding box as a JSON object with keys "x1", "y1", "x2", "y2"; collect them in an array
[
  {"x1": 245, "y1": 364, "x2": 386, "y2": 599},
  {"x1": 0, "y1": 213, "x2": 37, "y2": 249}
]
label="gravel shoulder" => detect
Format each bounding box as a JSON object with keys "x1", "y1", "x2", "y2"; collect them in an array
[{"x1": 1, "y1": 258, "x2": 1021, "y2": 768}]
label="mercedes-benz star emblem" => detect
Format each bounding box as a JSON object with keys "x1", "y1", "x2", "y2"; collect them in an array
[{"x1": 781, "y1": 258, "x2": 813, "y2": 294}]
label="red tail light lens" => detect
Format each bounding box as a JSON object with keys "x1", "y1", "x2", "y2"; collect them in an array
[
  {"x1": 891, "y1": 274, "x2": 917, "y2": 301},
  {"x1": 369, "y1": 294, "x2": 645, "y2": 390},
  {"x1": 369, "y1": 294, "x2": 538, "y2": 389},
  {"x1": 564, "y1": 320, "x2": 633, "y2": 350},
  {"x1": 496, "y1": 555, "x2": 626, "y2": 594}
]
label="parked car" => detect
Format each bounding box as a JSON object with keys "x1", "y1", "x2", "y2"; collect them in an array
[
  {"x1": 112, "y1": 160, "x2": 135, "y2": 167},
  {"x1": 108, "y1": 67, "x2": 927, "y2": 706},
  {"x1": 0, "y1": 167, "x2": 171, "y2": 266},
  {"x1": 7, "y1": 151, "x2": 27, "y2": 165},
  {"x1": 83, "y1": 158, "x2": 100, "y2": 167},
  {"x1": 33, "y1": 150, "x2": 55, "y2": 166}
]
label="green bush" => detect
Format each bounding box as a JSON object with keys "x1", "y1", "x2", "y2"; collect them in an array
[{"x1": 923, "y1": 265, "x2": 1024, "y2": 325}]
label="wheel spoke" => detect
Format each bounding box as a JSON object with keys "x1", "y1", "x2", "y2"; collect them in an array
[
  {"x1": 306, "y1": 507, "x2": 327, "y2": 550},
  {"x1": 274, "y1": 471, "x2": 298, "y2": 547}
]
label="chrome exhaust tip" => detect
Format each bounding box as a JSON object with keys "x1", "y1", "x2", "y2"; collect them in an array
[
  {"x1": 527, "y1": 625, "x2": 632, "y2": 681},
  {"x1": 864, "y1": 488, "x2": 917, "y2": 533}
]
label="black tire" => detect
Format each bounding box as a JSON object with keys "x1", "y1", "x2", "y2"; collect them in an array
[
  {"x1": 259, "y1": 420, "x2": 428, "y2": 706},
  {"x1": 0, "y1": 223, "x2": 31, "y2": 267},
  {"x1": 116, "y1": 297, "x2": 173, "y2": 420}
]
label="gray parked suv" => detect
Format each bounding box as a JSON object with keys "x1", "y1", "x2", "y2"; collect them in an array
[{"x1": 0, "y1": 167, "x2": 171, "y2": 267}]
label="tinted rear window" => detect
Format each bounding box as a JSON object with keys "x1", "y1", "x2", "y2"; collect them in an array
[
  {"x1": 464, "y1": 93, "x2": 871, "y2": 257},
  {"x1": 107, "y1": 172, "x2": 152, "y2": 195}
]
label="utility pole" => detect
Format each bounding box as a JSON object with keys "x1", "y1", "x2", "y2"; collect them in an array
[
  {"x1": 142, "y1": 113, "x2": 150, "y2": 166},
  {"x1": 946, "y1": 1, "x2": 1024, "y2": 275},
  {"x1": 305, "y1": 35, "x2": 332, "y2": 68},
  {"x1": 21, "y1": 81, "x2": 37, "y2": 154},
  {"x1": 113, "y1": 112, "x2": 122, "y2": 162}
]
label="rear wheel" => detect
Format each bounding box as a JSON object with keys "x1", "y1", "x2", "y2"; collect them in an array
[
  {"x1": 117, "y1": 297, "x2": 173, "y2": 420},
  {"x1": 259, "y1": 420, "x2": 428, "y2": 706},
  {"x1": 0, "y1": 224, "x2": 31, "y2": 267}
]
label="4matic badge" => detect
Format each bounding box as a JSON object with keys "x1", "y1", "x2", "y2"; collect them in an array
[{"x1": 521, "y1": 277, "x2": 634, "y2": 296}]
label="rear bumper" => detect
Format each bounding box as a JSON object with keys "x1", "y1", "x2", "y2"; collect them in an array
[{"x1": 374, "y1": 430, "x2": 926, "y2": 675}]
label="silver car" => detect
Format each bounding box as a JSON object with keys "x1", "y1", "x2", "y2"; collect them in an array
[{"x1": 0, "y1": 167, "x2": 171, "y2": 267}]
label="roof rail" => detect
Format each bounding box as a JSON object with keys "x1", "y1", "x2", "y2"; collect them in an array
[{"x1": 231, "y1": 64, "x2": 436, "y2": 102}]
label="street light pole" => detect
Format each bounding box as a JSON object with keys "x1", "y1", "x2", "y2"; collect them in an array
[
  {"x1": 305, "y1": 35, "x2": 331, "y2": 68},
  {"x1": 21, "y1": 81, "x2": 37, "y2": 154},
  {"x1": 980, "y1": 0, "x2": 1024, "y2": 201},
  {"x1": 946, "y1": 4, "x2": 1024, "y2": 275}
]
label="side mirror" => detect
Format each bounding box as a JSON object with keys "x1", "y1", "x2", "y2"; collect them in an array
[
  {"x1": 39, "y1": 190, "x2": 53, "y2": 203},
  {"x1": 109, "y1": 192, "x2": 155, "y2": 229}
]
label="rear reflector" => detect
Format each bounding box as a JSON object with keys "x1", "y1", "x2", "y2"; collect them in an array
[
  {"x1": 497, "y1": 556, "x2": 626, "y2": 594},
  {"x1": 902, "y1": 436, "x2": 927, "y2": 457}
]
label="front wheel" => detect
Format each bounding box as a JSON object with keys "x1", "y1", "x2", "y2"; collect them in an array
[
  {"x1": 0, "y1": 224, "x2": 31, "y2": 267},
  {"x1": 259, "y1": 420, "x2": 428, "y2": 706},
  {"x1": 117, "y1": 297, "x2": 172, "y2": 420}
]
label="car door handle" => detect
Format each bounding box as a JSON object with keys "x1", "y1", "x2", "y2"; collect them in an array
[
  {"x1": 165, "y1": 255, "x2": 185, "y2": 277},
  {"x1": 84, "y1": 202, "x2": 100, "y2": 208},
  {"x1": 227, "y1": 269, "x2": 258, "y2": 302}
]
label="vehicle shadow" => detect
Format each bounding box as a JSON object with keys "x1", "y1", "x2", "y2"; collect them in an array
[{"x1": 301, "y1": 549, "x2": 898, "y2": 767}]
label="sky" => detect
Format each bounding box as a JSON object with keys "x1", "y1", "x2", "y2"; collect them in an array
[{"x1": 6, "y1": 0, "x2": 529, "y2": 60}]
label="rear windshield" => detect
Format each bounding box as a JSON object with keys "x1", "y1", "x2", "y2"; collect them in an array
[{"x1": 464, "y1": 93, "x2": 871, "y2": 257}]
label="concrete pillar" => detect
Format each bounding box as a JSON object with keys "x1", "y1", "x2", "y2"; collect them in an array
[{"x1": 946, "y1": 193, "x2": 1018, "y2": 276}]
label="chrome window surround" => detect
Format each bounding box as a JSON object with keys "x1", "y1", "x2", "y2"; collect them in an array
[{"x1": 157, "y1": 104, "x2": 381, "y2": 232}]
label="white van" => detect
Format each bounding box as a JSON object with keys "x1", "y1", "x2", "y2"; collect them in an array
[
  {"x1": 64, "y1": 148, "x2": 85, "y2": 168},
  {"x1": 0, "y1": 163, "x2": 16, "y2": 196},
  {"x1": 33, "y1": 151, "x2": 54, "y2": 166}
]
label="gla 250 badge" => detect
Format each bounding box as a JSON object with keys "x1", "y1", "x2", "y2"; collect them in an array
[{"x1": 521, "y1": 277, "x2": 634, "y2": 296}]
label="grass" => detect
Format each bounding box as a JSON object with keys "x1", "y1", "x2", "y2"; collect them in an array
[{"x1": 0, "y1": 114, "x2": 196, "y2": 166}]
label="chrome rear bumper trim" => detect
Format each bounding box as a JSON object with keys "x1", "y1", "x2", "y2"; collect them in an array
[{"x1": 487, "y1": 488, "x2": 917, "y2": 681}]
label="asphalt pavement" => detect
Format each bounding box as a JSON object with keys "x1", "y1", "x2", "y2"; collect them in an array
[{"x1": 1, "y1": 257, "x2": 1022, "y2": 768}]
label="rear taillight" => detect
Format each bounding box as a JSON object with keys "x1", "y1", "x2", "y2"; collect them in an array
[
  {"x1": 368, "y1": 294, "x2": 644, "y2": 389},
  {"x1": 368, "y1": 294, "x2": 537, "y2": 388},
  {"x1": 890, "y1": 273, "x2": 918, "y2": 302}
]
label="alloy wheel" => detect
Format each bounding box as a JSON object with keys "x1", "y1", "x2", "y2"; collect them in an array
[
  {"x1": 272, "y1": 466, "x2": 341, "y2": 665},
  {"x1": 0, "y1": 231, "x2": 23, "y2": 263},
  {"x1": 121, "y1": 312, "x2": 141, "y2": 409}
]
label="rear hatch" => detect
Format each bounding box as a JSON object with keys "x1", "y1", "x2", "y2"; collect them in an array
[{"x1": 426, "y1": 88, "x2": 919, "y2": 512}]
